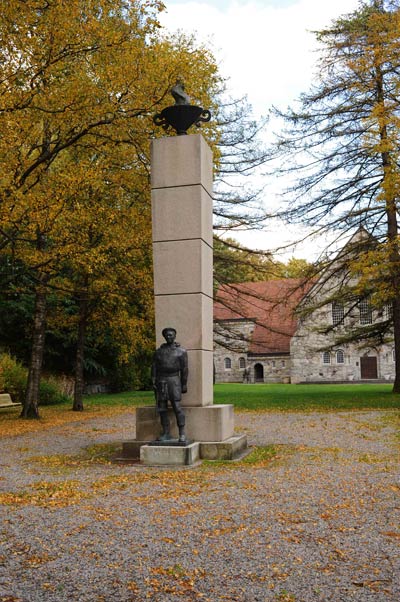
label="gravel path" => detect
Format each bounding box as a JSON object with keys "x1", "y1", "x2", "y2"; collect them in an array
[{"x1": 0, "y1": 409, "x2": 399, "y2": 602}]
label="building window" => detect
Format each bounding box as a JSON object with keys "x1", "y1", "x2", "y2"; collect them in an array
[
  {"x1": 224, "y1": 358, "x2": 232, "y2": 370},
  {"x1": 322, "y1": 351, "x2": 331, "y2": 364},
  {"x1": 336, "y1": 349, "x2": 345, "y2": 364},
  {"x1": 359, "y1": 298, "x2": 372, "y2": 325},
  {"x1": 332, "y1": 302, "x2": 344, "y2": 326},
  {"x1": 239, "y1": 357, "x2": 246, "y2": 369},
  {"x1": 271, "y1": 360, "x2": 276, "y2": 368},
  {"x1": 384, "y1": 304, "x2": 393, "y2": 320},
  {"x1": 281, "y1": 360, "x2": 286, "y2": 367},
  {"x1": 393, "y1": 348, "x2": 396, "y2": 362}
]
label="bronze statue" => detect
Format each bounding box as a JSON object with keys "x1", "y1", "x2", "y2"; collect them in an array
[
  {"x1": 151, "y1": 328, "x2": 188, "y2": 443},
  {"x1": 171, "y1": 78, "x2": 191, "y2": 106}
]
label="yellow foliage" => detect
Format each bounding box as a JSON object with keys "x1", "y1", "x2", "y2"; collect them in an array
[
  {"x1": 0, "y1": 1, "x2": 223, "y2": 366},
  {"x1": 349, "y1": 239, "x2": 400, "y2": 306}
]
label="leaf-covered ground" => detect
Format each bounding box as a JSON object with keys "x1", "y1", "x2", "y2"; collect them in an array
[{"x1": 0, "y1": 408, "x2": 398, "y2": 601}]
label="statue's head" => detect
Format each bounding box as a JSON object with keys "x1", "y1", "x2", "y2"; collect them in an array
[{"x1": 162, "y1": 327, "x2": 177, "y2": 344}]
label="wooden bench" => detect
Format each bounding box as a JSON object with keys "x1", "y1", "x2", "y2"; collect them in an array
[{"x1": 0, "y1": 393, "x2": 21, "y2": 408}]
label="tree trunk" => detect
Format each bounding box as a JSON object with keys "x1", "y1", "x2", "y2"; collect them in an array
[
  {"x1": 392, "y1": 300, "x2": 400, "y2": 392},
  {"x1": 20, "y1": 285, "x2": 47, "y2": 419},
  {"x1": 73, "y1": 291, "x2": 89, "y2": 411},
  {"x1": 384, "y1": 188, "x2": 400, "y2": 392},
  {"x1": 386, "y1": 192, "x2": 400, "y2": 392},
  {"x1": 375, "y1": 63, "x2": 400, "y2": 392},
  {"x1": 385, "y1": 161, "x2": 400, "y2": 391}
]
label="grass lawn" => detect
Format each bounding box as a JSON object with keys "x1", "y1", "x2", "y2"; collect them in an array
[
  {"x1": 83, "y1": 383, "x2": 400, "y2": 412},
  {"x1": 1, "y1": 384, "x2": 399, "y2": 437},
  {"x1": 214, "y1": 383, "x2": 400, "y2": 411}
]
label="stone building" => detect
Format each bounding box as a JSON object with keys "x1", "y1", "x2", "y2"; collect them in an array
[
  {"x1": 290, "y1": 231, "x2": 395, "y2": 383},
  {"x1": 290, "y1": 301, "x2": 395, "y2": 383},
  {"x1": 214, "y1": 232, "x2": 396, "y2": 384},
  {"x1": 214, "y1": 279, "x2": 312, "y2": 383}
]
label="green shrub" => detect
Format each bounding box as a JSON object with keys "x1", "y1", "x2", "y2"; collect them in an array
[
  {"x1": 39, "y1": 379, "x2": 70, "y2": 406},
  {"x1": 110, "y1": 358, "x2": 153, "y2": 392},
  {"x1": 0, "y1": 352, "x2": 71, "y2": 406}
]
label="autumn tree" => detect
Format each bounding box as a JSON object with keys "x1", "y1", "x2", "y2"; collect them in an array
[
  {"x1": 54, "y1": 151, "x2": 154, "y2": 411},
  {"x1": 268, "y1": 0, "x2": 400, "y2": 391},
  {"x1": 0, "y1": 0, "x2": 169, "y2": 417},
  {"x1": 53, "y1": 33, "x2": 223, "y2": 411},
  {"x1": 0, "y1": 0, "x2": 275, "y2": 417},
  {"x1": 213, "y1": 237, "x2": 276, "y2": 289},
  {"x1": 276, "y1": 257, "x2": 314, "y2": 279},
  {"x1": 0, "y1": 0, "x2": 229, "y2": 417},
  {"x1": 213, "y1": 237, "x2": 312, "y2": 289}
]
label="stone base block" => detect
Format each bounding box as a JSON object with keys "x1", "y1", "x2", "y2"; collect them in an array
[
  {"x1": 136, "y1": 404, "x2": 234, "y2": 442},
  {"x1": 140, "y1": 442, "x2": 200, "y2": 466},
  {"x1": 187, "y1": 404, "x2": 234, "y2": 441},
  {"x1": 199, "y1": 435, "x2": 248, "y2": 461},
  {"x1": 122, "y1": 435, "x2": 248, "y2": 462},
  {"x1": 122, "y1": 404, "x2": 241, "y2": 463},
  {"x1": 135, "y1": 406, "x2": 159, "y2": 440},
  {"x1": 121, "y1": 440, "x2": 151, "y2": 459}
]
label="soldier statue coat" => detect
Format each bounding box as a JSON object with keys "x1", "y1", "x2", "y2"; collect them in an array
[{"x1": 151, "y1": 328, "x2": 188, "y2": 442}]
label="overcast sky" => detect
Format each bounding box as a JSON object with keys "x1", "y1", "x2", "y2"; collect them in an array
[{"x1": 159, "y1": 0, "x2": 362, "y2": 259}]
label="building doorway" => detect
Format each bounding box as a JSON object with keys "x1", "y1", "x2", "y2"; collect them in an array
[
  {"x1": 254, "y1": 363, "x2": 264, "y2": 383},
  {"x1": 360, "y1": 356, "x2": 378, "y2": 379}
]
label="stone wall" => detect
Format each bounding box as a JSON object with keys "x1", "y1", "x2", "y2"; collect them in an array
[
  {"x1": 247, "y1": 355, "x2": 291, "y2": 383},
  {"x1": 214, "y1": 351, "x2": 248, "y2": 383},
  {"x1": 214, "y1": 319, "x2": 254, "y2": 383},
  {"x1": 214, "y1": 349, "x2": 292, "y2": 383},
  {"x1": 214, "y1": 317, "x2": 292, "y2": 383},
  {"x1": 290, "y1": 290, "x2": 395, "y2": 383}
]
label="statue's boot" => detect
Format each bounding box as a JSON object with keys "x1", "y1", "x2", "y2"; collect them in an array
[
  {"x1": 158, "y1": 413, "x2": 171, "y2": 441},
  {"x1": 178, "y1": 426, "x2": 186, "y2": 443}
]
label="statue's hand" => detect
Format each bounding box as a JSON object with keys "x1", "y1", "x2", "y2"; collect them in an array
[{"x1": 182, "y1": 385, "x2": 187, "y2": 394}]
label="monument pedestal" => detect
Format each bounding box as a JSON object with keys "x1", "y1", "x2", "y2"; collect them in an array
[
  {"x1": 121, "y1": 404, "x2": 247, "y2": 463},
  {"x1": 140, "y1": 442, "x2": 200, "y2": 466},
  {"x1": 120, "y1": 132, "x2": 246, "y2": 466},
  {"x1": 135, "y1": 404, "x2": 234, "y2": 441}
]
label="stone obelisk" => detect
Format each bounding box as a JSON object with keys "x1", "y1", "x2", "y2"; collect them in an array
[
  {"x1": 122, "y1": 90, "x2": 247, "y2": 463},
  {"x1": 151, "y1": 133, "x2": 213, "y2": 408}
]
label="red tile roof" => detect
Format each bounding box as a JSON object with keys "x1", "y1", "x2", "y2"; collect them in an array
[{"x1": 214, "y1": 279, "x2": 312, "y2": 354}]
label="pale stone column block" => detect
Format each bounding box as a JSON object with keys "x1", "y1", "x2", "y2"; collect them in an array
[
  {"x1": 135, "y1": 404, "x2": 234, "y2": 442},
  {"x1": 151, "y1": 134, "x2": 213, "y2": 194},
  {"x1": 123, "y1": 132, "x2": 248, "y2": 462},
  {"x1": 154, "y1": 294, "x2": 213, "y2": 351},
  {"x1": 151, "y1": 134, "x2": 213, "y2": 409},
  {"x1": 140, "y1": 442, "x2": 200, "y2": 466},
  {"x1": 152, "y1": 186, "x2": 213, "y2": 247},
  {"x1": 186, "y1": 404, "x2": 234, "y2": 440},
  {"x1": 183, "y1": 349, "x2": 214, "y2": 407},
  {"x1": 153, "y1": 239, "x2": 213, "y2": 297}
]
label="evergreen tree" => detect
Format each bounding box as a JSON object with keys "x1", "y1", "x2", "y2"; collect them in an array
[{"x1": 268, "y1": 0, "x2": 400, "y2": 391}]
